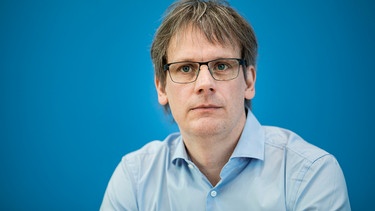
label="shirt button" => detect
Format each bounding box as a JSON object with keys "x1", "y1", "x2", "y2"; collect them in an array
[
  {"x1": 188, "y1": 164, "x2": 194, "y2": 169},
  {"x1": 210, "y1": 190, "x2": 217, "y2": 197}
]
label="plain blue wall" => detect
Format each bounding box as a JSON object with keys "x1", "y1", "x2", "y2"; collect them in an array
[{"x1": 1, "y1": 0, "x2": 374, "y2": 210}]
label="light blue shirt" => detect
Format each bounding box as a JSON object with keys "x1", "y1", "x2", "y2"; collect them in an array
[{"x1": 100, "y1": 111, "x2": 351, "y2": 210}]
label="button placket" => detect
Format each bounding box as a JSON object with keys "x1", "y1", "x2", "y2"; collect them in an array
[{"x1": 210, "y1": 190, "x2": 217, "y2": 197}]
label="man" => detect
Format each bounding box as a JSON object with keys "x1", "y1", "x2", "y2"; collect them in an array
[{"x1": 101, "y1": 0, "x2": 351, "y2": 210}]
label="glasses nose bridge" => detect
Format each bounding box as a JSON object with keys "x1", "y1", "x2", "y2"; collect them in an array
[
  {"x1": 194, "y1": 61, "x2": 216, "y2": 83},
  {"x1": 198, "y1": 61, "x2": 210, "y2": 69},
  {"x1": 197, "y1": 61, "x2": 212, "y2": 75}
]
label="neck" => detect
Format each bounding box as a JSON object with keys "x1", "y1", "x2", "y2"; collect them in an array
[
  {"x1": 182, "y1": 114, "x2": 246, "y2": 186},
  {"x1": 187, "y1": 140, "x2": 235, "y2": 186}
]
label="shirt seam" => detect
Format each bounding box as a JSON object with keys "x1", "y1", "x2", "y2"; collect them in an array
[
  {"x1": 291, "y1": 154, "x2": 332, "y2": 210},
  {"x1": 122, "y1": 157, "x2": 140, "y2": 210}
]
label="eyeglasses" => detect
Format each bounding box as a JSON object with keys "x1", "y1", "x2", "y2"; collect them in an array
[{"x1": 163, "y1": 58, "x2": 246, "y2": 84}]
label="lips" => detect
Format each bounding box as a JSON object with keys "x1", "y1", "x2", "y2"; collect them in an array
[{"x1": 191, "y1": 104, "x2": 221, "y2": 111}]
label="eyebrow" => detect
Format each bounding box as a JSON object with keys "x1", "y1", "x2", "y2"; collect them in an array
[{"x1": 168, "y1": 56, "x2": 240, "y2": 63}]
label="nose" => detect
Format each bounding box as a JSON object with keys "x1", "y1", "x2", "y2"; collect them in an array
[{"x1": 194, "y1": 65, "x2": 216, "y2": 94}]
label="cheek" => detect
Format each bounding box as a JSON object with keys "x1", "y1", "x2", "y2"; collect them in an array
[
  {"x1": 165, "y1": 88, "x2": 186, "y2": 124},
  {"x1": 165, "y1": 85, "x2": 184, "y2": 108},
  {"x1": 226, "y1": 81, "x2": 249, "y2": 107}
]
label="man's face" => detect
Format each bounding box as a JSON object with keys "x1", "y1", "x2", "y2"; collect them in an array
[{"x1": 155, "y1": 27, "x2": 256, "y2": 139}]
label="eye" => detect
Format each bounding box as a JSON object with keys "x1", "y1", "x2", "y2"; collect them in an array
[
  {"x1": 216, "y1": 63, "x2": 228, "y2": 71},
  {"x1": 214, "y1": 62, "x2": 231, "y2": 71},
  {"x1": 181, "y1": 65, "x2": 192, "y2": 73},
  {"x1": 176, "y1": 64, "x2": 195, "y2": 73}
]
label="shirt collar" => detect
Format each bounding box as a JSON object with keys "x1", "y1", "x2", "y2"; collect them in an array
[
  {"x1": 171, "y1": 135, "x2": 190, "y2": 164},
  {"x1": 171, "y1": 109, "x2": 265, "y2": 164},
  {"x1": 231, "y1": 110, "x2": 265, "y2": 160}
]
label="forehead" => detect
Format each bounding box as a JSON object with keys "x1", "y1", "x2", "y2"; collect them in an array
[{"x1": 167, "y1": 25, "x2": 240, "y2": 62}]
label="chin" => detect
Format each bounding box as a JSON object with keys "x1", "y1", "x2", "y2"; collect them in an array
[{"x1": 189, "y1": 119, "x2": 225, "y2": 136}]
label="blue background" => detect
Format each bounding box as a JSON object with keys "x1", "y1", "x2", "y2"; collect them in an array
[{"x1": 1, "y1": 0, "x2": 374, "y2": 210}]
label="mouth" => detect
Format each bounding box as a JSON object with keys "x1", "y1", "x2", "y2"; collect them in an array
[{"x1": 191, "y1": 104, "x2": 222, "y2": 111}]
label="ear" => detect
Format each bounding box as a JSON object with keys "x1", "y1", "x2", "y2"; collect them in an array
[
  {"x1": 244, "y1": 65, "x2": 256, "y2": 100},
  {"x1": 155, "y1": 76, "x2": 169, "y2": 105}
]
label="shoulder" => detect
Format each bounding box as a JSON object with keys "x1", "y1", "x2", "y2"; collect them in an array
[
  {"x1": 262, "y1": 127, "x2": 350, "y2": 209},
  {"x1": 120, "y1": 132, "x2": 181, "y2": 169},
  {"x1": 100, "y1": 133, "x2": 182, "y2": 210},
  {"x1": 262, "y1": 126, "x2": 330, "y2": 163}
]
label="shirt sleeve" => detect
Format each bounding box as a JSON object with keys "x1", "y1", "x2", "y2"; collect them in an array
[
  {"x1": 100, "y1": 158, "x2": 138, "y2": 211},
  {"x1": 293, "y1": 154, "x2": 351, "y2": 211}
]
